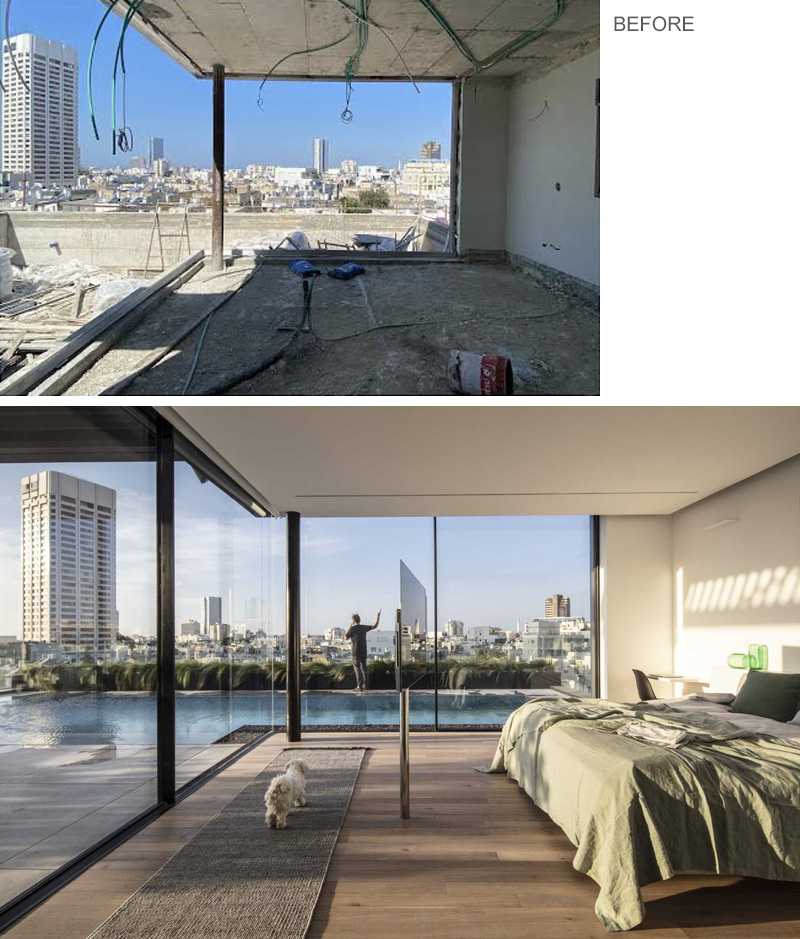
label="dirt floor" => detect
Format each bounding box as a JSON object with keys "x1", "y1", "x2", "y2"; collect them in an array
[{"x1": 68, "y1": 260, "x2": 599, "y2": 396}]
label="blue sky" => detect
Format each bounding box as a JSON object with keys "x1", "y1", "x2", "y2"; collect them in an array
[
  {"x1": 0, "y1": 461, "x2": 590, "y2": 639},
  {"x1": 11, "y1": 1, "x2": 452, "y2": 169}
]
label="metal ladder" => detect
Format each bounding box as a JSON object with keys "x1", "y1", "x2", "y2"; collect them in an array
[{"x1": 143, "y1": 205, "x2": 191, "y2": 276}]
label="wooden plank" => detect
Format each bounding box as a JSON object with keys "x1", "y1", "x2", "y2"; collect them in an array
[
  {"x1": 0, "y1": 251, "x2": 204, "y2": 396},
  {"x1": 29, "y1": 259, "x2": 207, "y2": 397}
]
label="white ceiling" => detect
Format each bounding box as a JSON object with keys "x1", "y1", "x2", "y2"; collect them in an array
[
  {"x1": 163, "y1": 406, "x2": 800, "y2": 518},
  {"x1": 111, "y1": 0, "x2": 599, "y2": 80}
]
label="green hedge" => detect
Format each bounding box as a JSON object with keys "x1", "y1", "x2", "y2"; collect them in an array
[{"x1": 21, "y1": 656, "x2": 557, "y2": 694}]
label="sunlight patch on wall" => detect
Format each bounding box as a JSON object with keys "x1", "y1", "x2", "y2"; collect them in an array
[{"x1": 685, "y1": 567, "x2": 800, "y2": 615}]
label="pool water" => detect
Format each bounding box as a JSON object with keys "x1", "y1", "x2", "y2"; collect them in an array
[{"x1": 0, "y1": 691, "x2": 542, "y2": 746}]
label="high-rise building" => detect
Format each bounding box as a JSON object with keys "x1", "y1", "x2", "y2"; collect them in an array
[
  {"x1": 203, "y1": 596, "x2": 222, "y2": 635},
  {"x1": 180, "y1": 619, "x2": 201, "y2": 636},
  {"x1": 21, "y1": 472, "x2": 116, "y2": 653},
  {"x1": 313, "y1": 137, "x2": 329, "y2": 174},
  {"x1": 2, "y1": 35, "x2": 78, "y2": 187},
  {"x1": 421, "y1": 140, "x2": 442, "y2": 160},
  {"x1": 209, "y1": 622, "x2": 230, "y2": 643},
  {"x1": 545, "y1": 594, "x2": 571, "y2": 617},
  {"x1": 148, "y1": 136, "x2": 164, "y2": 167},
  {"x1": 444, "y1": 619, "x2": 464, "y2": 637}
]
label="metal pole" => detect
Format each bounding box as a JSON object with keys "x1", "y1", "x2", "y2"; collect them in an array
[
  {"x1": 590, "y1": 516, "x2": 601, "y2": 697},
  {"x1": 211, "y1": 63, "x2": 225, "y2": 271},
  {"x1": 156, "y1": 416, "x2": 176, "y2": 804},
  {"x1": 400, "y1": 688, "x2": 410, "y2": 819},
  {"x1": 433, "y1": 517, "x2": 439, "y2": 730},
  {"x1": 286, "y1": 511, "x2": 301, "y2": 742}
]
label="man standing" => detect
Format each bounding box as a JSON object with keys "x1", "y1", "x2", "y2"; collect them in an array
[{"x1": 345, "y1": 610, "x2": 381, "y2": 692}]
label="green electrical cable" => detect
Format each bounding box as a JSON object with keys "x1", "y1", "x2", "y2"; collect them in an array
[
  {"x1": 258, "y1": 23, "x2": 358, "y2": 110},
  {"x1": 341, "y1": 0, "x2": 369, "y2": 122},
  {"x1": 475, "y1": 0, "x2": 565, "y2": 72},
  {"x1": 88, "y1": 0, "x2": 122, "y2": 140},
  {"x1": 416, "y1": 0, "x2": 479, "y2": 71},
  {"x1": 111, "y1": 0, "x2": 145, "y2": 155}
]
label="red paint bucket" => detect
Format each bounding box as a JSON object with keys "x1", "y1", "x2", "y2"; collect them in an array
[{"x1": 447, "y1": 350, "x2": 514, "y2": 395}]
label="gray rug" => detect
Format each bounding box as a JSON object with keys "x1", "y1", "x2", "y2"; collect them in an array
[{"x1": 90, "y1": 747, "x2": 368, "y2": 939}]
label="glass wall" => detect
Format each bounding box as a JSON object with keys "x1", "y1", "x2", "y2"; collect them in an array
[
  {"x1": 0, "y1": 408, "x2": 158, "y2": 912},
  {"x1": 299, "y1": 516, "x2": 594, "y2": 729},
  {"x1": 300, "y1": 517, "x2": 435, "y2": 727},
  {"x1": 173, "y1": 453, "x2": 284, "y2": 787},
  {"x1": 436, "y1": 516, "x2": 594, "y2": 727}
]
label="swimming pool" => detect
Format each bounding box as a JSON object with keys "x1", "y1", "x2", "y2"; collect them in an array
[{"x1": 0, "y1": 690, "x2": 549, "y2": 746}]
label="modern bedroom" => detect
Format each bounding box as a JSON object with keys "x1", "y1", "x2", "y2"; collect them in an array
[{"x1": 1, "y1": 404, "x2": 799, "y2": 939}]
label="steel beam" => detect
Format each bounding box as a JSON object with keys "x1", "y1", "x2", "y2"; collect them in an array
[
  {"x1": 156, "y1": 416, "x2": 176, "y2": 804},
  {"x1": 211, "y1": 64, "x2": 225, "y2": 271},
  {"x1": 286, "y1": 511, "x2": 302, "y2": 742}
]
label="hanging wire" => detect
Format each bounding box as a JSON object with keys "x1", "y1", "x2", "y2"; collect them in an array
[
  {"x1": 329, "y1": 0, "x2": 419, "y2": 93},
  {"x1": 257, "y1": 23, "x2": 358, "y2": 111},
  {"x1": 341, "y1": 0, "x2": 369, "y2": 122},
  {"x1": 5, "y1": 0, "x2": 30, "y2": 92},
  {"x1": 89, "y1": 0, "x2": 121, "y2": 141},
  {"x1": 112, "y1": 0, "x2": 145, "y2": 155}
]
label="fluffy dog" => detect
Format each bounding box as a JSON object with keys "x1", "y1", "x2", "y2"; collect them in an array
[{"x1": 264, "y1": 757, "x2": 309, "y2": 829}]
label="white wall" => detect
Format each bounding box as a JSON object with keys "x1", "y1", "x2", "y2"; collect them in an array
[
  {"x1": 600, "y1": 515, "x2": 674, "y2": 702},
  {"x1": 457, "y1": 78, "x2": 509, "y2": 254},
  {"x1": 505, "y1": 51, "x2": 600, "y2": 287},
  {"x1": 672, "y1": 456, "x2": 800, "y2": 688}
]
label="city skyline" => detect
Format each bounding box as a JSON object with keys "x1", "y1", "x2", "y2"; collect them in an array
[
  {"x1": 3, "y1": 2, "x2": 452, "y2": 171},
  {"x1": 1, "y1": 464, "x2": 590, "y2": 640}
]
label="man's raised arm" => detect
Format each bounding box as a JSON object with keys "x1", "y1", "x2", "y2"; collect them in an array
[{"x1": 369, "y1": 609, "x2": 382, "y2": 631}]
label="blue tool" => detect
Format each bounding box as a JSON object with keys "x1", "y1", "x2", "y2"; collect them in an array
[
  {"x1": 328, "y1": 262, "x2": 365, "y2": 281},
  {"x1": 289, "y1": 259, "x2": 321, "y2": 278},
  {"x1": 287, "y1": 260, "x2": 321, "y2": 332}
]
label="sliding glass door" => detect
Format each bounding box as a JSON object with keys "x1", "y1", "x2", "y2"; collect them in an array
[
  {"x1": 298, "y1": 515, "x2": 595, "y2": 730},
  {"x1": 0, "y1": 408, "x2": 158, "y2": 912},
  {"x1": 300, "y1": 517, "x2": 435, "y2": 727},
  {"x1": 173, "y1": 453, "x2": 284, "y2": 787},
  {"x1": 435, "y1": 516, "x2": 594, "y2": 728}
]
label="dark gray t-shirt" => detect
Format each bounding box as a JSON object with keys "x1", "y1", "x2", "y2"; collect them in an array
[{"x1": 347, "y1": 623, "x2": 373, "y2": 658}]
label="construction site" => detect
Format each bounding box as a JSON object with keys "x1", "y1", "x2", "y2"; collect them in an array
[{"x1": 0, "y1": 0, "x2": 600, "y2": 397}]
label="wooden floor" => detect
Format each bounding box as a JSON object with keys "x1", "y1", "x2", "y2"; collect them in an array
[{"x1": 4, "y1": 732, "x2": 800, "y2": 939}]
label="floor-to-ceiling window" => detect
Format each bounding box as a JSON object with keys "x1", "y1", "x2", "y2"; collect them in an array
[
  {"x1": 299, "y1": 515, "x2": 595, "y2": 729},
  {"x1": 173, "y1": 451, "x2": 284, "y2": 786},
  {"x1": 300, "y1": 517, "x2": 435, "y2": 727},
  {"x1": 0, "y1": 408, "x2": 158, "y2": 912},
  {"x1": 435, "y1": 516, "x2": 594, "y2": 728}
]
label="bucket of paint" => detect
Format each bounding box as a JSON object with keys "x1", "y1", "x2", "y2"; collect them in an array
[
  {"x1": 447, "y1": 350, "x2": 514, "y2": 395},
  {"x1": 0, "y1": 248, "x2": 16, "y2": 301}
]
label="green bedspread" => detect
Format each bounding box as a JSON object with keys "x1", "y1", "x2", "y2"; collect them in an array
[{"x1": 480, "y1": 699, "x2": 800, "y2": 931}]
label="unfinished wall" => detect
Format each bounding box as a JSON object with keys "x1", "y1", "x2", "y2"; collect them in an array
[
  {"x1": 457, "y1": 78, "x2": 509, "y2": 257},
  {"x1": 2, "y1": 212, "x2": 438, "y2": 270},
  {"x1": 505, "y1": 50, "x2": 600, "y2": 291},
  {"x1": 600, "y1": 515, "x2": 674, "y2": 702},
  {"x1": 672, "y1": 456, "x2": 800, "y2": 690}
]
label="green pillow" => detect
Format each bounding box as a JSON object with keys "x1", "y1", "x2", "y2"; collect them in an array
[{"x1": 731, "y1": 670, "x2": 800, "y2": 723}]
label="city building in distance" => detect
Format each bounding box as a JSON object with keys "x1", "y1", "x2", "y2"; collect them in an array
[
  {"x1": 421, "y1": 140, "x2": 442, "y2": 160},
  {"x1": 148, "y1": 136, "x2": 165, "y2": 168},
  {"x1": 203, "y1": 596, "x2": 222, "y2": 635},
  {"x1": 313, "y1": 137, "x2": 329, "y2": 174},
  {"x1": 545, "y1": 593, "x2": 571, "y2": 617},
  {"x1": 2, "y1": 35, "x2": 78, "y2": 188},
  {"x1": 21, "y1": 471, "x2": 116, "y2": 655}
]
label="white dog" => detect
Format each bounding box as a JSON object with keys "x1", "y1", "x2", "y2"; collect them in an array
[{"x1": 264, "y1": 757, "x2": 309, "y2": 829}]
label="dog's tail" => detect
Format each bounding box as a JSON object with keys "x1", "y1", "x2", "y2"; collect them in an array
[{"x1": 266, "y1": 777, "x2": 291, "y2": 802}]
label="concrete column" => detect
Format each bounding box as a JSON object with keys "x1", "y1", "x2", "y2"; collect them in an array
[{"x1": 211, "y1": 64, "x2": 225, "y2": 271}]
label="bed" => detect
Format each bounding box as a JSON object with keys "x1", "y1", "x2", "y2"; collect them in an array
[{"x1": 480, "y1": 694, "x2": 800, "y2": 931}]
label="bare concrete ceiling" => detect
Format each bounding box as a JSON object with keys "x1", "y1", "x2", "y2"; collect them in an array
[
  {"x1": 163, "y1": 407, "x2": 800, "y2": 518},
  {"x1": 108, "y1": 0, "x2": 599, "y2": 80}
]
